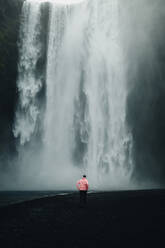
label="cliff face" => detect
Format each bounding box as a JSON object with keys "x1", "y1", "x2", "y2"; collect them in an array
[
  {"x1": 122, "y1": 0, "x2": 165, "y2": 184},
  {"x1": 0, "y1": 0, "x2": 24, "y2": 161}
]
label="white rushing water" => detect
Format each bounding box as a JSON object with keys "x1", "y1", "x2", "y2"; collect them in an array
[
  {"x1": 14, "y1": 1, "x2": 43, "y2": 145},
  {"x1": 14, "y1": 0, "x2": 133, "y2": 189}
]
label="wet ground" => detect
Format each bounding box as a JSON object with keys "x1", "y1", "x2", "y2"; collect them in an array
[
  {"x1": 0, "y1": 190, "x2": 165, "y2": 247},
  {"x1": 0, "y1": 191, "x2": 72, "y2": 207}
]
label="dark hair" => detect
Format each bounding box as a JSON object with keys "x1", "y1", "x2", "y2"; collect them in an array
[{"x1": 83, "y1": 175, "x2": 86, "y2": 178}]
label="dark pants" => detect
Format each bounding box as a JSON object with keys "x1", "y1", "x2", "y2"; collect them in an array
[{"x1": 80, "y1": 190, "x2": 87, "y2": 205}]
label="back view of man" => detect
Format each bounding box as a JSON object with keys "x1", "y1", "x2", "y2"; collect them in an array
[{"x1": 76, "y1": 175, "x2": 89, "y2": 206}]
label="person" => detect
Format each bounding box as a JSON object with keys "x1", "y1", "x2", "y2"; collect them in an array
[{"x1": 76, "y1": 175, "x2": 89, "y2": 206}]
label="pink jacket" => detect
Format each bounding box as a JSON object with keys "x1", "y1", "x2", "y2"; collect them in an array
[{"x1": 76, "y1": 178, "x2": 89, "y2": 191}]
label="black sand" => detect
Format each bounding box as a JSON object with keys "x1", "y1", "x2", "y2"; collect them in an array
[{"x1": 0, "y1": 190, "x2": 165, "y2": 248}]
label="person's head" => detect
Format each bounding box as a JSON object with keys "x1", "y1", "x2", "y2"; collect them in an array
[{"x1": 83, "y1": 175, "x2": 86, "y2": 178}]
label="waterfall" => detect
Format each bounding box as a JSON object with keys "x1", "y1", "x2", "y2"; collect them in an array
[
  {"x1": 14, "y1": 1, "x2": 43, "y2": 145},
  {"x1": 14, "y1": 0, "x2": 133, "y2": 189}
]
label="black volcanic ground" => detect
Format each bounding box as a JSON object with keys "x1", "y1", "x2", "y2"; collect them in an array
[{"x1": 0, "y1": 190, "x2": 165, "y2": 248}]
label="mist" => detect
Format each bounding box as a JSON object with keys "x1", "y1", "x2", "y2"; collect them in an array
[
  {"x1": 0, "y1": 0, "x2": 165, "y2": 190},
  {"x1": 120, "y1": 0, "x2": 165, "y2": 187}
]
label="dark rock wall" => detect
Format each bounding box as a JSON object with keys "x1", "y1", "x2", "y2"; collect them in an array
[
  {"x1": 0, "y1": 0, "x2": 23, "y2": 164},
  {"x1": 122, "y1": 0, "x2": 165, "y2": 185}
]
